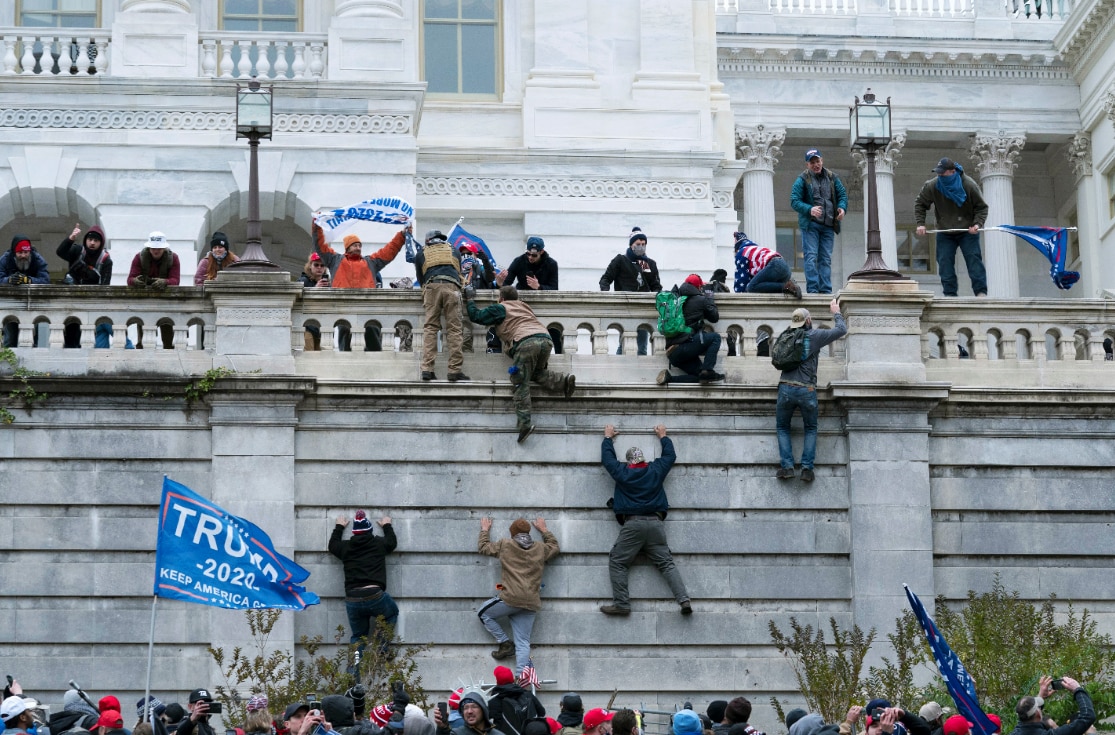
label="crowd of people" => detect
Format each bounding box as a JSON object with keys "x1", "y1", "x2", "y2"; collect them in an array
[{"x1": 1, "y1": 674, "x2": 1096, "y2": 735}]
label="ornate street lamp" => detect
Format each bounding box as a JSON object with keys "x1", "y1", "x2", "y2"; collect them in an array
[
  {"x1": 227, "y1": 78, "x2": 281, "y2": 271},
  {"x1": 847, "y1": 89, "x2": 906, "y2": 281}
]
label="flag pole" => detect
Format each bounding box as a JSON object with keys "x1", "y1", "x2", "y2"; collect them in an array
[
  {"x1": 925, "y1": 226, "x2": 1078, "y2": 233},
  {"x1": 143, "y1": 594, "x2": 159, "y2": 724}
]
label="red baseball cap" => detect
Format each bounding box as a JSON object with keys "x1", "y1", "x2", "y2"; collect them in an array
[
  {"x1": 97, "y1": 711, "x2": 124, "y2": 729},
  {"x1": 943, "y1": 715, "x2": 973, "y2": 735},
  {"x1": 583, "y1": 709, "x2": 614, "y2": 731}
]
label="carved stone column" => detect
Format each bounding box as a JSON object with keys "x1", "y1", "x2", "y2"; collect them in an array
[
  {"x1": 734, "y1": 125, "x2": 784, "y2": 255},
  {"x1": 1067, "y1": 133, "x2": 1100, "y2": 297},
  {"x1": 970, "y1": 132, "x2": 1025, "y2": 298},
  {"x1": 853, "y1": 132, "x2": 906, "y2": 273}
]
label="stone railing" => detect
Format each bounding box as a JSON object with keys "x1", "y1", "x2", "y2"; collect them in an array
[
  {"x1": 199, "y1": 33, "x2": 328, "y2": 80},
  {"x1": 890, "y1": 0, "x2": 973, "y2": 17},
  {"x1": 0, "y1": 30, "x2": 109, "y2": 76},
  {"x1": 5, "y1": 282, "x2": 1115, "y2": 388},
  {"x1": 726, "y1": 0, "x2": 1071, "y2": 18},
  {"x1": 770, "y1": 0, "x2": 857, "y2": 13}
]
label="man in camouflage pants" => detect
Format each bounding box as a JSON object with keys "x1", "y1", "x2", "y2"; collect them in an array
[{"x1": 465, "y1": 285, "x2": 576, "y2": 443}]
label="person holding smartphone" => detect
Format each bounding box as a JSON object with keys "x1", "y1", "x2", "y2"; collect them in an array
[
  {"x1": 176, "y1": 690, "x2": 218, "y2": 735},
  {"x1": 1012, "y1": 676, "x2": 1093, "y2": 735}
]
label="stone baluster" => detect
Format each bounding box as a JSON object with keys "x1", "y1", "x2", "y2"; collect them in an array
[
  {"x1": 320, "y1": 325, "x2": 335, "y2": 352},
  {"x1": 1029, "y1": 333, "x2": 1045, "y2": 362},
  {"x1": 174, "y1": 324, "x2": 189, "y2": 350},
  {"x1": 141, "y1": 323, "x2": 157, "y2": 350},
  {"x1": 110, "y1": 323, "x2": 127, "y2": 351},
  {"x1": 734, "y1": 125, "x2": 785, "y2": 255},
  {"x1": 941, "y1": 332, "x2": 959, "y2": 360},
  {"x1": 291, "y1": 44, "x2": 306, "y2": 79},
  {"x1": 852, "y1": 132, "x2": 906, "y2": 271},
  {"x1": 971, "y1": 331, "x2": 989, "y2": 360},
  {"x1": 308, "y1": 43, "x2": 325, "y2": 78},
  {"x1": 621, "y1": 330, "x2": 638, "y2": 356},
  {"x1": 350, "y1": 323, "x2": 366, "y2": 352},
  {"x1": 652, "y1": 333, "x2": 666, "y2": 354},
  {"x1": 49, "y1": 323, "x2": 65, "y2": 349},
  {"x1": 1088, "y1": 333, "x2": 1106, "y2": 362},
  {"x1": 1057, "y1": 333, "x2": 1075, "y2": 361},
  {"x1": 93, "y1": 37, "x2": 108, "y2": 75},
  {"x1": 237, "y1": 42, "x2": 253, "y2": 77},
  {"x1": 562, "y1": 328, "x2": 579, "y2": 355},
  {"x1": 1066, "y1": 132, "x2": 1098, "y2": 296},
  {"x1": 970, "y1": 132, "x2": 1025, "y2": 298},
  {"x1": 273, "y1": 43, "x2": 288, "y2": 78},
  {"x1": 21, "y1": 37, "x2": 37, "y2": 76},
  {"x1": 219, "y1": 43, "x2": 234, "y2": 77},
  {"x1": 80, "y1": 323, "x2": 97, "y2": 348},
  {"x1": 1000, "y1": 333, "x2": 1018, "y2": 360},
  {"x1": 592, "y1": 329, "x2": 609, "y2": 354},
  {"x1": 2, "y1": 38, "x2": 18, "y2": 75},
  {"x1": 200, "y1": 39, "x2": 217, "y2": 77}
]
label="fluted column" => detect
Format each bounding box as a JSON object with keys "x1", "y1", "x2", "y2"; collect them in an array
[
  {"x1": 734, "y1": 125, "x2": 784, "y2": 253},
  {"x1": 852, "y1": 132, "x2": 906, "y2": 272},
  {"x1": 970, "y1": 132, "x2": 1025, "y2": 298},
  {"x1": 1067, "y1": 133, "x2": 1098, "y2": 296}
]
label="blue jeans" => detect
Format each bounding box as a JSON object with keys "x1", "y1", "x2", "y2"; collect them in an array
[
  {"x1": 801, "y1": 221, "x2": 835, "y2": 294},
  {"x1": 776, "y1": 383, "x2": 818, "y2": 470},
  {"x1": 745, "y1": 257, "x2": 791, "y2": 294},
  {"x1": 666, "y1": 331, "x2": 721, "y2": 382},
  {"x1": 478, "y1": 597, "x2": 537, "y2": 675},
  {"x1": 935, "y1": 231, "x2": 987, "y2": 296},
  {"x1": 345, "y1": 590, "x2": 399, "y2": 670},
  {"x1": 616, "y1": 328, "x2": 650, "y2": 356}
]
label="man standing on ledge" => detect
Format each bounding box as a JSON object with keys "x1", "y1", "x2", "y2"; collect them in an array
[
  {"x1": 600, "y1": 423, "x2": 691, "y2": 616},
  {"x1": 790, "y1": 148, "x2": 846, "y2": 294},
  {"x1": 914, "y1": 157, "x2": 989, "y2": 297},
  {"x1": 465, "y1": 285, "x2": 576, "y2": 443},
  {"x1": 414, "y1": 229, "x2": 469, "y2": 382},
  {"x1": 329, "y1": 510, "x2": 398, "y2": 674},
  {"x1": 776, "y1": 299, "x2": 846, "y2": 483}
]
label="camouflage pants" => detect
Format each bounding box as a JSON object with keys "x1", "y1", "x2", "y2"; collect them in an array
[{"x1": 510, "y1": 335, "x2": 566, "y2": 429}]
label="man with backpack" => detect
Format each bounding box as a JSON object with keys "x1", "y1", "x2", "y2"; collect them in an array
[
  {"x1": 773, "y1": 300, "x2": 846, "y2": 482},
  {"x1": 657, "y1": 274, "x2": 723, "y2": 386},
  {"x1": 487, "y1": 666, "x2": 545, "y2": 735}
]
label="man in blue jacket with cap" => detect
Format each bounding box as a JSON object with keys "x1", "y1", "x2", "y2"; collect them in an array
[{"x1": 599, "y1": 423, "x2": 691, "y2": 616}]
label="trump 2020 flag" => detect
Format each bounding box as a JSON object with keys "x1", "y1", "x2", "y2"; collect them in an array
[
  {"x1": 905, "y1": 585, "x2": 996, "y2": 735},
  {"x1": 154, "y1": 477, "x2": 320, "y2": 611},
  {"x1": 314, "y1": 197, "x2": 414, "y2": 232},
  {"x1": 996, "y1": 225, "x2": 1080, "y2": 290},
  {"x1": 448, "y1": 223, "x2": 500, "y2": 272}
]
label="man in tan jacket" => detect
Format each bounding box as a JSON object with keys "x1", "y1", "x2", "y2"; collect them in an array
[{"x1": 477, "y1": 516, "x2": 560, "y2": 675}]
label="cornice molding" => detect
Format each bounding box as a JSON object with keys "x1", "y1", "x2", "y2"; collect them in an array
[
  {"x1": 416, "y1": 177, "x2": 710, "y2": 200},
  {"x1": 1055, "y1": 0, "x2": 1115, "y2": 73},
  {"x1": 0, "y1": 109, "x2": 413, "y2": 134}
]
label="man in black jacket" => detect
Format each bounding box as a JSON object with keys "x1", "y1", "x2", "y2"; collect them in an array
[
  {"x1": 329, "y1": 510, "x2": 399, "y2": 673},
  {"x1": 175, "y1": 689, "x2": 216, "y2": 735},
  {"x1": 600, "y1": 227, "x2": 662, "y2": 356},
  {"x1": 658, "y1": 275, "x2": 723, "y2": 386},
  {"x1": 497, "y1": 237, "x2": 558, "y2": 292},
  {"x1": 1010, "y1": 676, "x2": 1094, "y2": 735}
]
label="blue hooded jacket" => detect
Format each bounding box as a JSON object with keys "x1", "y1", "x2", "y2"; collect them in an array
[{"x1": 601, "y1": 436, "x2": 676, "y2": 516}]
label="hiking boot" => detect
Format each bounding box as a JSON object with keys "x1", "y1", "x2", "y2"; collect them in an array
[
  {"x1": 776, "y1": 467, "x2": 795, "y2": 480},
  {"x1": 491, "y1": 640, "x2": 515, "y2": 660},
  {"x1": 600, "y1": 604, "x2": 631, "y2": 616},
  {"x1": 517, "y1": 424, "x2": 535, "y2": 443},
  {"x1": 800, "y1": 468, "x2": 815, "y2": 483},
  {"x1": 783, "y1": 279, "x2": 802, "y2": 299},
  {"x1": 656, "y1": 369, "x2": 669, "y2": 386},
  {"x1": 699, "y1": 370, "x2": 725, "y2": 385},
  {"x1": 421, "y1": 371, "x2": 436, "y2": 381},
  {"x1": 448, "y1": 372, "x2": 470, "y2": 382},
  {"x1": 680, "y1": 600, "x2": 693, "y2": 615},
  {"x1": 564, "y1": 374, "x2": 576, "y2": 398}
]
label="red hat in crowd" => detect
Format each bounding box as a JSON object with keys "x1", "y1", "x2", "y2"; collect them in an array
[
  {"x1": 943, "y1": 715, "x2": 973, "y2": 735},
  {"x1": 14, "y1": 240, "x2": 31, "y2": 253},
  {"x1": 494, "y1": 666, "x2": 515, "y2": 685},
  {"x1": 684, "y1": 274, "x2": 703, "y2": 288},
  {"x1": 96, "y1": 711, "x2": 124, "y2": 730}
]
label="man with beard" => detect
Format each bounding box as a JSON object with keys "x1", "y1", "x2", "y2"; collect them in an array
[{"x1": 1, "y1": 234, "x2": 51, "y2": 347}]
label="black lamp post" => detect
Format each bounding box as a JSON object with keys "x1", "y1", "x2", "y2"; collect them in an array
[
  {"x1": 848, "y1": 89, "x2": 906, "y2": 281},
  {"x1": 228, "y1": 78, "x2": 281, "y2": 271}
]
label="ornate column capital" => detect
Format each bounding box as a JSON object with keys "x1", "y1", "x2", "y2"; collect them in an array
[
  {"x1": 969, "y1": 132, "x2": 1026, "y2": 178},
  {"x1": 734, "y1": 125, "x2": 785, "y2": 173},
  {"x1": 851, "y1": 131, "x2": 907, "y2": 176},
  {"x1": 1066, "y1": 132, "x2": 1093, "y2": 181},
  {"x1": 1104, "y1": 82, "x2": 1115, "y2": 128}
]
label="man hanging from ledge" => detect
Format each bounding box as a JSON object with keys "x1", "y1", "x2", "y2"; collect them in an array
[
  {"x1": 464, "y1": 285, "x2": 576, "y2": 443},
  {"x1": 1, "y1": 234, "x2": 51, "y2": 348}
]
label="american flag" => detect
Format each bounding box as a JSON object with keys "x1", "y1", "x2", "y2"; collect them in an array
[{"x1": 517, "y1": 658, "x2": 541, "y2": 690}]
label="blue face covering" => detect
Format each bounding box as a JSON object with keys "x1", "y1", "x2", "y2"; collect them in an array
[{"x1": 935, "y1": 162, "x2": 968, "y2": 207}]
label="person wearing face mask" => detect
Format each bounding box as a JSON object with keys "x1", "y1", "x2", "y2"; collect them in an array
[
  {"x1": 600, "y1": 227, "x2": 662, "y2": 356},
  {"x1": 194, "y1": 232, "x2": 240, "y2": 285}
]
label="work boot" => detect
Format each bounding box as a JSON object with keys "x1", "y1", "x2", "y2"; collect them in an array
[
  {"x1": 491, "y1": 640, "x2": 515, "y2": 660},
  {"x1": 656, "y1": 369, "x2": 669, "y2": 386},
  {"x1": 800, "y1": 468, "x2": 815, "y2": 483},
  {"x1": 699, "y1": 370, "x2": 725, "y2": 384},
  {"x1": 564, "y1": 374, "x2": 576, "y2": 398},
  {"x1": 421, "y1": 371, "x2": 436, "y2": 381},
  {"x1": 680, "y1": 600, "x2": 693, "y2": 615},
  {"x1": 783, "y1": 279, "x2": 802, "y2": 299},
  {"x1": 517, "y1": 424, "x2": 535, "y2": 443},
  {"x1": 776, "y1": 467, "x2": 795, "y2": 480},
  {"x1": 599, "y1": 604, "x2": 631, "y2": 616},
  {"x1": 448, "y1": 372, "x2": 471, "y2": 382}
]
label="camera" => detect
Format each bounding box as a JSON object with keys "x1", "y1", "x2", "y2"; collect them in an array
[
  {"x1": 208, "y1": 703, "x2": 223, "y2": 715},
  {"x1": 1051, "y1": 679, "x2": 1066, "y2": 690},
  {"x1": 870, "y1": 709, "x2": 886, "y2": 721}
]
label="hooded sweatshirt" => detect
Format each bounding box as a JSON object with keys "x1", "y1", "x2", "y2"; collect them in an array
[
  {"x1": 57, "y1": 226, "x2": 112, "y2": 285},
  {"x1": 0, "y1": 234, "x2": 51, "y2": 284}
]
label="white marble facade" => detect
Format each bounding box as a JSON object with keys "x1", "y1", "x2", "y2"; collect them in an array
[{"x1": 0, "y1": 0, "x2": 1112, "y2": 296}]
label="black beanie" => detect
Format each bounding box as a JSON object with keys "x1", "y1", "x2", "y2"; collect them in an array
[
  {"x1": 210, "y1": 231, "x2": 230, "y2": 249},
  {"x1": 707, "y1": 701, "x2": 728, "y2": 724}
]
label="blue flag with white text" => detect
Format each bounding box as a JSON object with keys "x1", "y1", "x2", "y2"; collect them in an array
[
  {"x1": 154, "y1": 477, "x2": 320, "y2": 610},
  {"x1": 905, "y1": 585, "x2": 996, "y2": 735},
  {"x1": 314, "y1": 197, "x2": 414, "y2": 232},
  {"x1": 448, "y1": 223, "x2": 500, "y2": 272},
  {"x1": 997, "y1": 225, "x2": 1079, "y2": 290}
]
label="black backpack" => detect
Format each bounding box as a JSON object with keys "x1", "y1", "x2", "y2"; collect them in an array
[
  {"x1": 492, "y1": 690, "x2": 542, "y2": 735},
  {"x1": 770, "y1": 326, "x2": 810, "y2": 371}
]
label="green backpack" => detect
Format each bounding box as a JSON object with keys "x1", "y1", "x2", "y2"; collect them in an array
[{"x1": 656, "y1": 288, "x2": 692, "y2": 338}]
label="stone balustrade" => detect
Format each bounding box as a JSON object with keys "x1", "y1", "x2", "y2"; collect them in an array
[
  {"x1": 0, "y1": 30, "x2": 109, "y2": 76},
  {"x1": 4, "y1": 280, "x2": 1114, "y2": 388},
  {"x1": 890, "y1": 0, "x2": 973, "y2": 17},
  {"x1": 199, "y1": 33, "x2": 328, "y2": 80}
]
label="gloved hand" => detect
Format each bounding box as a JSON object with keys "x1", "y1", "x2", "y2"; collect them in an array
[
  {"x1": 7, "y1": 273, "x2": 31, "y2": 285},
  {"x1": 150, "y1": 278, "x2": 168, "y2": 291},
  {"x1": 131, "y1": 275, "x2": 150, "y2": 288},
  {"x1": 462, "y1": 285, "x2": 476, "y2": 301}
]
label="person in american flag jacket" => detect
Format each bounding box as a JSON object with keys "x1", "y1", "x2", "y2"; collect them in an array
[{"x1": 732, "y1": 232, "x2": 802, "y2": 299}]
